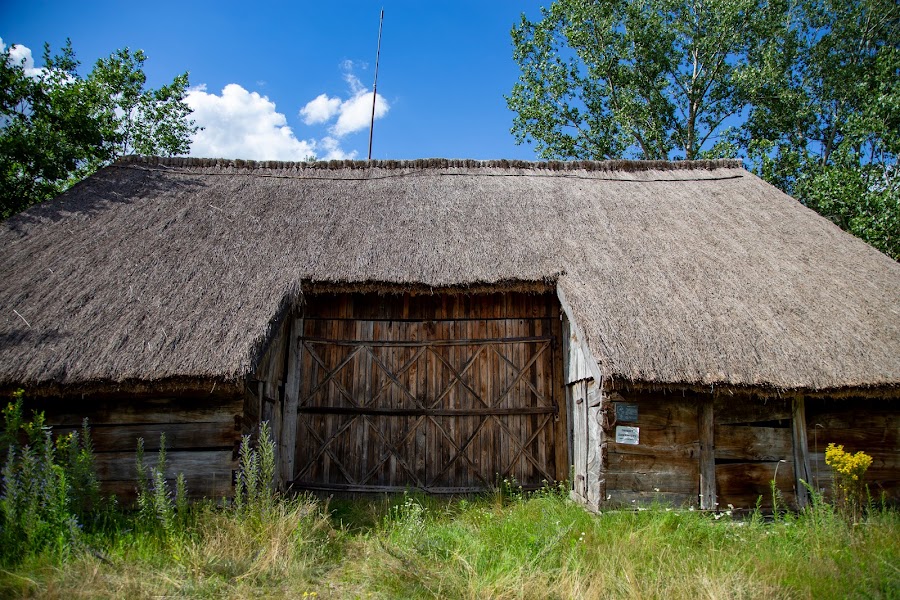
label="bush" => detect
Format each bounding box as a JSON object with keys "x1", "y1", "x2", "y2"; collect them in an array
[{"x1": 0, "y1": 390, "x2": 83, "y2": 564}]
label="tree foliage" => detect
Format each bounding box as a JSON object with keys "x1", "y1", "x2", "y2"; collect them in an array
[
  {"x1": 508, "y1": 0, "x2": 900, "y2": 259},
  {"x1": 0, "y1": 40, "x2": 197, "y2": 219},
  {"x1": 743, "y1": 0, "x2": 899, "y2": 259}
]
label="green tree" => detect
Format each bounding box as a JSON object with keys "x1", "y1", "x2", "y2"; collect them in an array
[
  {"x1": 508, "y1": 0, "x2": 899, "y2": 259},
  {"x1": 742, "y1": 0, "x2": 899, "y2": 259},
  {"x1": 0, "y1": 40, "x2": 197, "y2": 219},
  {"x1": 507, "y1": 0, "x2": 787, "y2": 160}
]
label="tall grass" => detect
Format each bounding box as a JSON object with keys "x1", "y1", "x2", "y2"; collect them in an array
[
  {"x1": 1, "y1": 397, "x2": 897, "y2": 599},
  {"x1": 2, "y1": 487, "x2": 897, "y2": 599}
]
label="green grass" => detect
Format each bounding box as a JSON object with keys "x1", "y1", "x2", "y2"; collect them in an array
[{"x1": 1, "y1": 488, "x2": 898, "y2": 599}]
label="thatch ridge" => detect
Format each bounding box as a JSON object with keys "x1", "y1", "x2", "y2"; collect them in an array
[
  {"x1": 116, "y1": 155, "x2": 743, "y2": 173},
  {"x1": 1, "y1": 157, "x2": 898, "y2": 393}
]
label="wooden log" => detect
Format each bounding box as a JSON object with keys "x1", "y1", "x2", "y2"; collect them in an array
[
  {"x1": 713, "y1": 395, "x2": 791, "y2": 425},
  {"x1": 610, "y1": 399, "x2": 698, "y2": 430},
  {"x1": 699, "y1": 398, "x2": 716, "y2": 510},
  {"x1": 806, "y1": 426, "x2": 899, "y2": 449},
  {"x1": 280, "y1": 317, "x2": 302, "y2": 488},
  {"x1": 610, "y1": 426, "x2": 700, "y2": 459},
  {"x1": 102, "y1": 477, "x2": 233, "y2": 502},
  {"x1": 606, "y1": 453, "x2": 699, "y2": 503},
  {"x1": 93, "y1": 450, "x2": 236, "y2": 481},
  {"x1": 716, "y1": 461, "x2": 796, "y2": 510},
  {"x1": 41, "y1": 398, "x2": 242, "y2": 428},
  {"x1": 605, "y1": 490, "x2": 696, "y2": 508},
  {"x1": 792, "y1": 396, "x2": 812, "y2": 508},
  {"x1": 571, "y1": 381, "x2": 587, "y2": 501},
  {"x1": 714, "y1": 425, "x2": 792, "y2": 461},
  {"x1": 805, "y1": 402, "x2": 898, "y2": 429},
  {"x1": 586, "y1": 382, "x2": 604, "y2": 508},
  {"x1": 52, "y1": 422, "x2": 238, "y2": 453}
]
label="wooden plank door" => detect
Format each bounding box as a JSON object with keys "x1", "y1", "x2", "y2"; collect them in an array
[
  {"x1": 424, "y1": 323, "x2": 558, "y2": 492},
  {"x1": 290, "y1": 317, "x2": 558, "y2": 493}
]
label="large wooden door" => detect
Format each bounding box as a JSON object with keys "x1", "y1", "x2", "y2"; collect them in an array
[{"x1": 291, "y1": 313, "x2": 559, "y2": 493}]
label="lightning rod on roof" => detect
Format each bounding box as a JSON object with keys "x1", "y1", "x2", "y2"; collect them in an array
[{"x1": 367, "y1": 8, "x2": 384, "y2": 161}]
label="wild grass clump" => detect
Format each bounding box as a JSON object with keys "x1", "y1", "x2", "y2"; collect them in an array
[
  {"x1": 134, "y1": 434, "x2": 189, "y2": 542},
  {"x1": 0, "y1": 390, "x2": 95, "y2": 564}
]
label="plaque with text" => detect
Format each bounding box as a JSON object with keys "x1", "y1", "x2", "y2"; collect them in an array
[
  {"x1": 614, "y1": 402, "x2": 639, "y2": 422},
  {"x1": 615, "y1": 425, "x2": 640, "y2": 445}
]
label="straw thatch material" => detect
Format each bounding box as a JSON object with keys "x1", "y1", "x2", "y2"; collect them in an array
[{"x1": 1, "y1": 157, "x2": 898, "y2": 393}]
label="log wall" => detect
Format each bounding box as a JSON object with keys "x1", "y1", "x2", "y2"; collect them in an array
[
  {"x1": 805, "y1": 398, "x2": 900, "y2": 503},
  {"x1": 29, "y1": 389, "x2": 242, "y2": 500},
  {"x1": 604, "y1": 392, "x2": 700, "y2": 507},
  {"x1": 584, "y1": 390, "x2": 898, "y2": 511}
]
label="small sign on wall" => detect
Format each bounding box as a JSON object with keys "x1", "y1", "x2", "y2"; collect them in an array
[
  {"x1": 615, "y1": 425, "x2": 640, "y2": 445},
  {"x1": 614, "y1": 402, "x2": 639, "y2": 422}
]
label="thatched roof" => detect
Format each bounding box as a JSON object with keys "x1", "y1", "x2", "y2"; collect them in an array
[{"x1": 1, "y1": 157, "x2": 898, "y2": 394}]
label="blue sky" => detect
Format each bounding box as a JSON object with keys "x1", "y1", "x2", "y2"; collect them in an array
[{"x1": 1, "y1": 1, "x2": 549, "y2": 161}]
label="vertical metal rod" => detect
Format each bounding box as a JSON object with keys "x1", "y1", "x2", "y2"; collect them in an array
[{"x1": 367, "y1": 9, "x2": 384, "y2": 161}]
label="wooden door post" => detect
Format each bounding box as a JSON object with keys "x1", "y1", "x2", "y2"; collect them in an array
[
  {"x1": 699, "y1": 397, "x2": 716, "y2": 510},
  {"x1": 791, "y1": 395, "x2": 812, "y2": 508}
]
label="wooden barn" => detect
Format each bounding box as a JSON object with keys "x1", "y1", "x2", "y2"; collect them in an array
[{"x1": 1, "y1": 157, "x2": 898, "y2": 509}]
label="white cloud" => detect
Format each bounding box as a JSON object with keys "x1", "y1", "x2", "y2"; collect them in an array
[
  {"x1": 300, "y1": 93, "x2": 342, "y2": 125},
  {"x1": 333, "y1": 86, "x2": 389, "y2": 137},
  {"x1": 0, "y1": 40, "x2": 368, "y2": 162},
  {"x1": 186, "y1": 83, "x2": 320, "y2": 161},
  {"x1": 1, "y1": 39, "x2": 47, "y2": 78},
  {"x1": 320, "y1": 136, "x2": 356, "y2": 160},
  {"x1": 299, "y1": 64, "x2": 389, "y2": 138}
]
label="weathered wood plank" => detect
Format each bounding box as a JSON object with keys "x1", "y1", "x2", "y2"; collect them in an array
[
  {"x1": 610, "y1": 426, "x2": 700, "y2": 459},
  {"x1": 792, "y1": 396, "x2": 812, "y2": 508},
  {"x1": 606, "y1": 452, "x2": 699, "y2": 500},
  {"x1": 713, "y1": 396, "x2": 791, "y2": 425},
  {"x1": 716, "y1": 461, "x2": 796, "y2": 509},
  {"x1": 806, "y1": 427, "x2": 899, "y2": 449},
  {"x1": 605, "y1": 490, "x2": 696, "y2": 508},
  {"x1": 52, "y1": 422, "x2": 238, "y2": 453},
  {"x1": 714, "y1": 425, "x2": 792, "y2": 461},
  {"x1": 94, "y1": 450, "x2": 236, "y2": 481},
  {"x1": 302, "y1": 292, "x2": 556, "y2": 321},
  {"x1": 606, "y1": 470, "x2": 698, "y2": 495},
  {"x1": 809, "y1": 451, "x2": 899, "y2": 480},
  {"x1": 296, "y1": 405, "x2": 557, "y2": 416},
  {"x1": 699, "y1": 399, "x2": 716, "y2": 510},
  {"x1": 586, "y1": 383, "x2": 604, "y2": 508},
  {"x1": 571, "y1": 381, "x2": 587, "y2": 501},
  {"x1": 280, "y1": 317, "x2": 302, "y2": 487},
  {"x1": 102, "y1": 477, "x2": 234, "y2": 502},
  {"x1": 551, "y1": 310, "x2": 568, "y2": 484},
  {"x1": 297, "y1": 335, "x2": 552, "y2": 347},
  {"x1": 41, "y1": 398, "x2": 242, "y2": 428},
  {"x1": 610, "y1": 398, "x2": 699, "y2": 430},
  {"x1": 607, "y1": 454, "x2": 699, "y2": 477}
]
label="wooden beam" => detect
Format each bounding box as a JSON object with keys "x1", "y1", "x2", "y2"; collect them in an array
[
  {"x1": 699, "y1": 398, "x2": 716, "y2": 510},
  {"x1": 296, "y1": 406, "x2": 557, "y2": 417},
  {"x1": 792, "y1": 395, "x2": 812, "y2": 508},
  {"x1": 551, "y1": 301, "x2": 569, "y2": 485},
  {"x1": 555, "y1": 286, "x2": 609, "y2": 509},
  {"x1": 298, "y1": 335, "x2": 552, "y2": 347},
  {"x1": 280, "y1": 316, "x2": 302, "y2": 489},
  {"x1": 555, "y1": 286, "x2": 605, "y2": 385}
]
